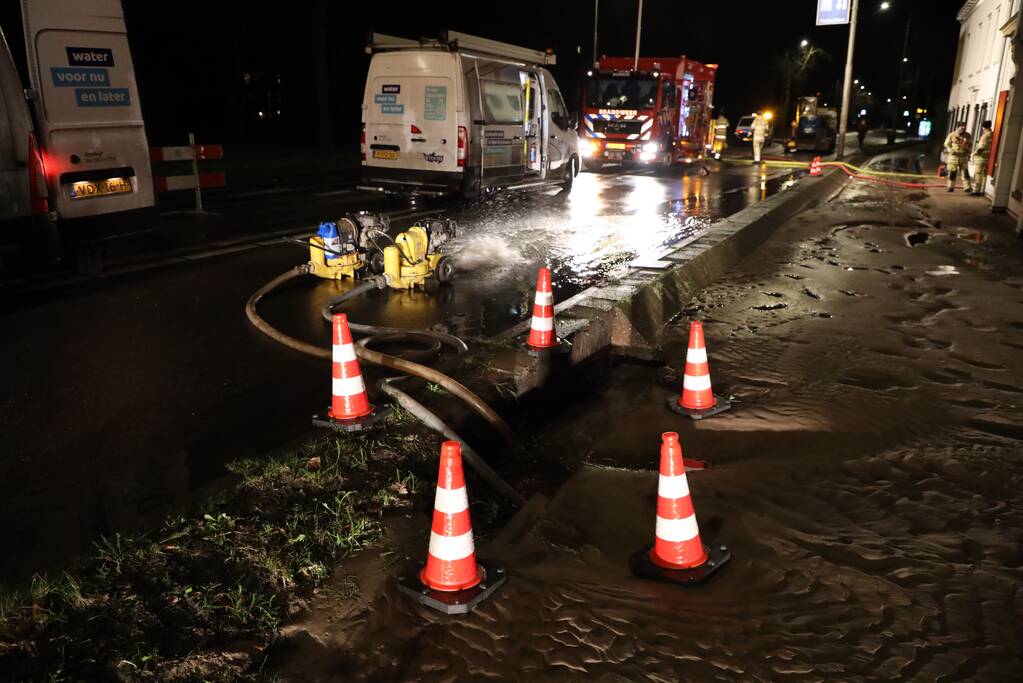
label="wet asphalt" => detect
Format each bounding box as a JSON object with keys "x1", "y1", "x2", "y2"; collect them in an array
[{"x1": 0, "y1": 152, "x2": 808, "y2": 579}]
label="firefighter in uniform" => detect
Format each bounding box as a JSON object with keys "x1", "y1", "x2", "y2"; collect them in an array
[
  {"x1": 967, "y1": 120, "x2": 993, "y2": 196},
  {"x1": 943, "y1": 122, "x2": 972, "y2": 193},
  {"x1": 752, "y1": 112, "x2": 769, "y2": 164},
  {"x1": 712, "y1": 110, "x2": 729, "y2": 159}
]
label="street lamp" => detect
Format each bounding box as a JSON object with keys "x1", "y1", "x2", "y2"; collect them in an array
[
  {"x1": 801, "y1": 39, "x2": 809, "y2": 48},
  {"x1": 880, "y1": 1, "x2": 891, "y2": 9}
]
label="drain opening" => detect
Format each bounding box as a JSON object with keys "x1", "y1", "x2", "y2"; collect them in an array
[{"x1": 906, "y1": 232, "x2": 930, "y2": 247}]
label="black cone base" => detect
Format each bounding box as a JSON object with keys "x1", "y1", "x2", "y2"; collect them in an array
[
  {"x1": 312, "y1": 405, "x2": 391, "y2": 432},
  {"x1": 397, "y1": 561, "x2": 506, "y2": 615},
  {"x1": 666, "y1": 394, "x2": 732, "y2": 421},
  {"x1": 629, "y1": 543, "x2": 731, "y2": 586}
]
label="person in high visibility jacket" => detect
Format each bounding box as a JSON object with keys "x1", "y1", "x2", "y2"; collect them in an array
[
  {"x1": 967, "y1": 120, "x2": 993, "y2": 196},
  {"x1": 943, "y1": 122, "x2": 972, "y2": 193},
  {"x1": 712, "y1": 110, "x2": 729, "y2": 158},
  {"x1": 751, "y1": 112, "x2": 769, "y2": 164}
]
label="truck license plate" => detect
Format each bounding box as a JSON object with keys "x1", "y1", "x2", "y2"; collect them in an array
[
  {"x1": 605, "y1": 151, "x2": 624, "y2": 161},
  {"x1": 606, "y1": 143, "x2": 626, "y2": 150},
  {"x1": 373, "y1": 150, "x2": 399, "y2": 160},
  {"x1": 68, "y1": 177, "x2": 132, "y2": 200}
]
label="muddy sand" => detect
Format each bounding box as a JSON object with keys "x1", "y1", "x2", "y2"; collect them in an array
[{"x1": 270, "y1": 178, "x2": 1023, "y2": 681}]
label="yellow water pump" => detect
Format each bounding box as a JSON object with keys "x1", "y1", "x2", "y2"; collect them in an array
[{"x1": 378, "y1": 219, "x2": 455, "y2": 290}]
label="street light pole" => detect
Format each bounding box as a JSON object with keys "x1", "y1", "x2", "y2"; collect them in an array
[
  {"x1": 836, "y1": 0, "x2": 861, "y2": 160},
  {"x1": 593, "y1": 0, "x2": 599, "y2": 67},
  {"x1": 633, "y1": 0, "x2": 644, "y2": 71},
  {"x1": 889, "y1": 13, "x2": 912, "y2": 143}
]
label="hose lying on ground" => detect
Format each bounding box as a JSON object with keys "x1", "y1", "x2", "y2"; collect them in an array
[{"x1": 245, "y1": 264, "x2": 522, "y2": 505}]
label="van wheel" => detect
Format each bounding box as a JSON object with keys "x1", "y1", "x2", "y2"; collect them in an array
[{"x1": 561, "y1": 157, "x2": 577, "y2": 193}]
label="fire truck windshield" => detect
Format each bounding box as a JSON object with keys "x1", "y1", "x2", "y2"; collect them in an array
[{"x1": 585, "y1": 76, "x2": 658, "y2": 110}]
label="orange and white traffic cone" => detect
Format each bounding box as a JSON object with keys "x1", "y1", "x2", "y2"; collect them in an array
[
  {"x1": 312, "y1": 313, "x2": 389, "y2": 431},
  {"x1": 809, "y1": 156, "x2": 822, "y2": 177},
  {"x1": 667, "y1": 321, "x2": 731, "y2": 420},
  {"x1": 398, "y1": 441, "x2": 506, "y2": 614},
  {"x1": 630, "y1": 432, "x2": 730, "y2": 585},
  {"x1": 526, "y1": 267, "x2": 558, "y2": 350}
]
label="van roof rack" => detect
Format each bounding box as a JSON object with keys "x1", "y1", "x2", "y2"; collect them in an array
[
  {"x1": 443, "y1": 30, "x2": 555, "y2": 65},
  {"x1": 366, "y1": 30, "x2": 556, "y2": 66}
]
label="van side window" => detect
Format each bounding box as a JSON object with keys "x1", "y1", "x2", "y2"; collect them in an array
[
  {"x1": 547, "y1": 86, "x2": 569, "y2": 128},
  {"x1": 481, "y1": 81, "x2": 523, "y2": 124}
]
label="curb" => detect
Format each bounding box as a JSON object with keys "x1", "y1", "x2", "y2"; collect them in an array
[{"x1": 486, "y1": 166, "x2": 850, "y2": 395}]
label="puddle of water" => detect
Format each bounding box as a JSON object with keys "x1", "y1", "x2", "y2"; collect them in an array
[{"x1": 926, "y1": 265, "x2": 960, "y2": 276}]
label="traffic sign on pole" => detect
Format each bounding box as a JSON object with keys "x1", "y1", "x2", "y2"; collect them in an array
[{"x1": 817, "y1": 0, "x2": 851, "y2": 26}]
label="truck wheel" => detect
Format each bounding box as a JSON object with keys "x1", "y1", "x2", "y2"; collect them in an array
[{"x1": 561, "y1": 157, "x2": 577, "y2": 192}]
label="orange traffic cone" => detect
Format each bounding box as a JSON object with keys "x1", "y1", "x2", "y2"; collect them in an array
[
  {"x1": 809, "y1": 156, "x2": 822, "y2": 177},
  {"x1": 630, "y1": 432, "x2": 730, "y2": 585},
  {"x1": 526, "y1": 267, "x2": 558, "y2": 350},
  {"x1": 312, "y1": 313, "x2": 389, "y2": 431},
  {"x1": 398, "y1": 441, "x2": 506, "y2": 614},
  {"x1": 667, "y1": 321, "x2": 731, "y2": 420}
]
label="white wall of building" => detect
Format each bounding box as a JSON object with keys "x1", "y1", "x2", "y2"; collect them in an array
[{"x1": 948, "y1": 0, "x2": 1021, "y2": 202}]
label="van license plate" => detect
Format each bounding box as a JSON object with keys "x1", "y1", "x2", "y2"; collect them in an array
[
  {"x1": 373, "y1": 150, "x2": 399, "y2": 160},
  {"x1": 68, "y1": 177, "x2": 132, "y2": 200}
]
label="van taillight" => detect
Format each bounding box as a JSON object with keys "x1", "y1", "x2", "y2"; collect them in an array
[
  {"x1": 457, "y1": 126, "x2": 467, "y2": 168},
  {"x1": 360, "y1": 124, "x2": 366, "y2": 162},
  {"x1": 28, "y1": 132, "x2": 49, "y2": 214}
]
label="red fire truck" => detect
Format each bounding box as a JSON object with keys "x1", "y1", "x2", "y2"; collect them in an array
[{"x1": 578, "y1": 56, "x2": 717, "y2": 170}]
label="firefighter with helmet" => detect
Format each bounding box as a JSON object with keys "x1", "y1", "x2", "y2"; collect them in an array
[
  {"x1": 712, "y1": 108, "x2": 729, "y2": 159},
  {"x1": 943, "y1": 122, "x2": 972, "y2": 193},
  {"x1": 751, "y1": 111, "x2": 769, "y2": 164}
]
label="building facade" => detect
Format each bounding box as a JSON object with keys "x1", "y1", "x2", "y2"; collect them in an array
[{"x1": 947, "y1": 0, "x2": 1020, "y2": 211}]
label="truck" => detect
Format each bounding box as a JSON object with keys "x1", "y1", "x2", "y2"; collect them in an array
[
  {"x1": 360, "y1": 31, "x2": 579, "y2": 198},
  {"x1": 577, "y1": 55, "x2": 716, "y2": 170},
  {"x1": 1, "y1": 0, "x2": 155, "y2": 259},
  {"x1": 785, "y1": 96, "x2": 838, "y2": 153}
]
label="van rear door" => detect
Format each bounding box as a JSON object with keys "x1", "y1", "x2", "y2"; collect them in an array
[
  {"x1": 364, "y1": 51, "x2": 460, "y2": 177},
  {"x1": 0, "y1": 25, "x2": 34, "y2": 222},
  {"x1": 21, "y1": 0, "x2": 154, "y2": 221}
]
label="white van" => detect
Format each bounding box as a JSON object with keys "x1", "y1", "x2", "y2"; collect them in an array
[
  {"x1": 361, "y1": 31, "x2": 579, "y2": 198},
  {"x1": 4, "y1": 0, "x2": 154, "y2": 247}
]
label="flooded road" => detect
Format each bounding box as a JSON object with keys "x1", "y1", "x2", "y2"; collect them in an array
[
  {"x1": 0, "y1": 160, "x2": 800, "y2": 580},
  {"x1": 271, "y1": 171, "x2": 1023, "y2": 681}
]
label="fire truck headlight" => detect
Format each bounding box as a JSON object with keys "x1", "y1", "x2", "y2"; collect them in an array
[
  {"x1": 642, "y1": 142, "x2": 659, "y2": 154},
  {"x1": 579, "y1": 138, "x2": 597, "y2": 157}
]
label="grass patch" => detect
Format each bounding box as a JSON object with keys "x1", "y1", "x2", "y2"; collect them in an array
[{"x1": 0, "y1": 425, "x2": 438, "y2": 682}]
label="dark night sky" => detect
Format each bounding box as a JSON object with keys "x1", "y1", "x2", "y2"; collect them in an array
[{"x1": 3, "y1": 1, "x2": 967, "y2": 149}]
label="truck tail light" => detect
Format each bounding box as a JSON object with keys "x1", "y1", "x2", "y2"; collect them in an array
[
  {"x1": 360, "y1": 124, "x2": 366, "y2": 162},
  {"x1": 457, "y1": 126, "x2": 467, "y2": 167},
  {"x1": 28, "y1": 132, "x2": 49, "y2": 214}
]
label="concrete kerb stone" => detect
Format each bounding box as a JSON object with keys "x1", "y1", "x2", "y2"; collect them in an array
[{"x1": 486, "y1": 166, "x2": 852, "y2": 395}]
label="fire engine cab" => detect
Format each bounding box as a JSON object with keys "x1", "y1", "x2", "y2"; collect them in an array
[{"x1": 578, "y1": 56, "x2": 716, "y2": 170}]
